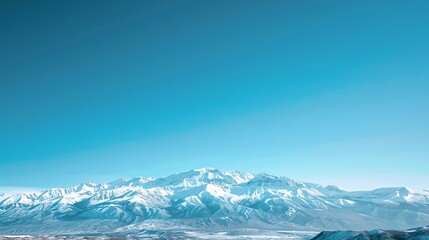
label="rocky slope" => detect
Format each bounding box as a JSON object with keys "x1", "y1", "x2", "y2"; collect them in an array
[{"x1": 311, "y1": 226, "x2": 429, "y2": 240}]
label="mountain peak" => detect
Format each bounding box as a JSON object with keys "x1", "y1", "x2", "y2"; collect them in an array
[
  {"x1": 144, "y1": 168, "x2": 254, "y2": 189},
  {"x1": 194, "y1": 167, "x2": 216, "y2": 172}
]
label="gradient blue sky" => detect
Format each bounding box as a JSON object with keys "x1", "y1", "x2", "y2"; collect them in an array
[{"x1": 1, "y1": 0, "x2": 428, "y2": 191}]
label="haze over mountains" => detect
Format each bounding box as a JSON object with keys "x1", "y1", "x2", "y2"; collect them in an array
[{"x1": 1, "y1": 168, "x2": 428, "y2": 237}]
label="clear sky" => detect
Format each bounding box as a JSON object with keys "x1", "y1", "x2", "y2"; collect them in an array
[{"x1": 1, "y1": 0, "x2": 428, "y2": 191}]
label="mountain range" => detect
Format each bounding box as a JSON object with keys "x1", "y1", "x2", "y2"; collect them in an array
[
  {"x1": 1, "y1": 168, "x2": 428, "y2": 237},
  {"x1": 312, "y1": 226, "x2": 429, "y2": 240}
]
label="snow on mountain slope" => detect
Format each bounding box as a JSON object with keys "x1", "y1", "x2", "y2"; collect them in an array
[
  {"x1": 0, "y1": 168, "x2": 428, "y2": 236},
  {"x1": 0, "y1": 193, "x2": 9, "y2": 202}
]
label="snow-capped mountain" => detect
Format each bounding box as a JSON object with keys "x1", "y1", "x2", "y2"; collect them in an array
[{"x1": 1, "y1": 168, "x2": 428, "y2": 236}]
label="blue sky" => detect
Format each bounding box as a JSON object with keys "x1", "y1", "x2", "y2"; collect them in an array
[{"x1": 1, "y1": 0, "x2": 428, "y2": 191}]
